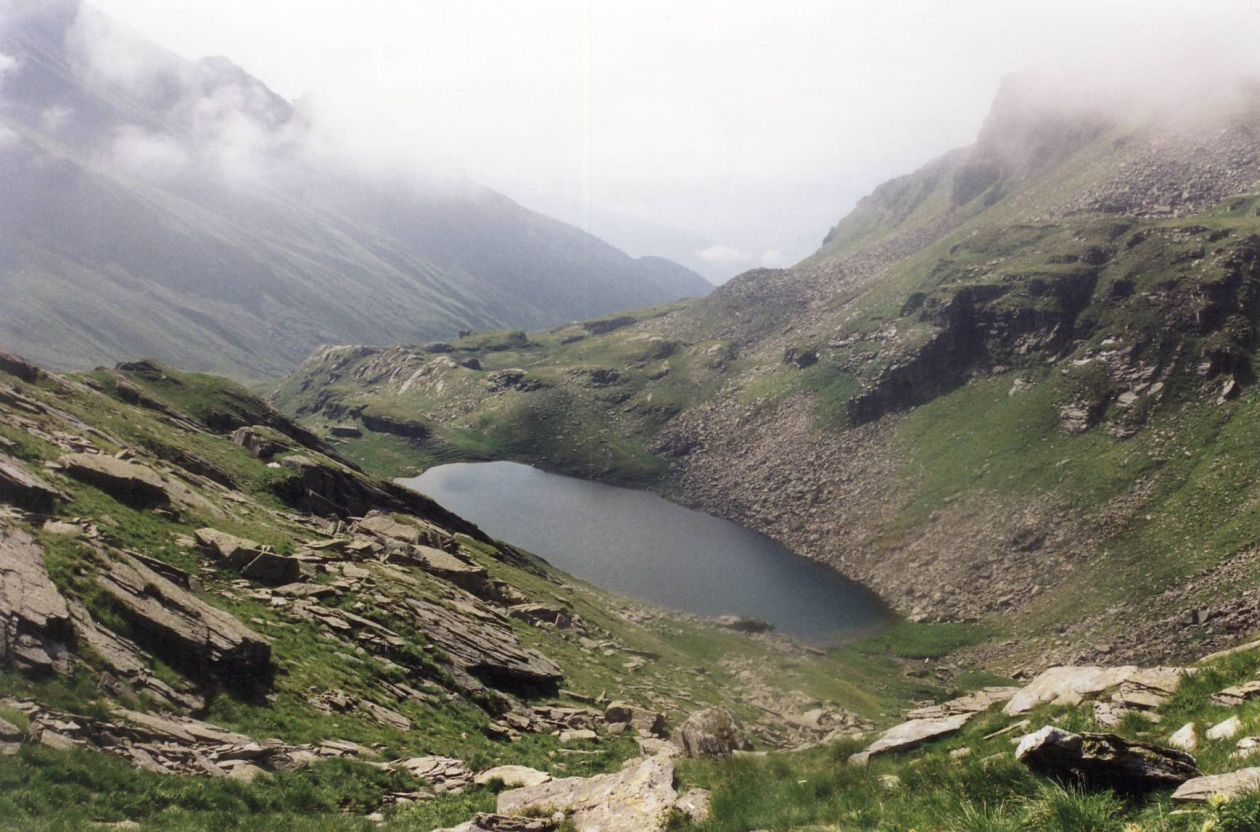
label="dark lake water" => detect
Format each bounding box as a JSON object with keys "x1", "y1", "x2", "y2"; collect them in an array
[{"x1": 399, "y1": 461, "x2": 889, "y2": 643}]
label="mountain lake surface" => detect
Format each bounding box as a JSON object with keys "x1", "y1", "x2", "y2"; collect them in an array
[{"x1": 399, "y1": 461, "x2": 889, "y2": 643}]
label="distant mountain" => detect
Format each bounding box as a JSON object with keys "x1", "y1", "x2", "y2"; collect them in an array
[{"x1": 0, "y1": 1, "x2": 709, "y2": 380}]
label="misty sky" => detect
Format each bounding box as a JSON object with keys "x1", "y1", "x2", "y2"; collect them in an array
[{"x1": 91, "y1": 0, "x2": 1260, "y2": 283}]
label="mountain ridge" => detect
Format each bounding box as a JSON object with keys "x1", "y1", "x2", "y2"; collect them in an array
[{"x1": 0, "y1": 2, "x2": 709, "y2": 381}]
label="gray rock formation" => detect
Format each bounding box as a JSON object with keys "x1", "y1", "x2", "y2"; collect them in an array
[
  {"x1": 497, "y1": 754, "x2": 677, "y2": 832},
  {"x1": 1172, "y1": 767, "x2": 1260, "y2": 802},
  {"x1": 1015, "y1": 726, "x2": 1199, "y2": 794},
  {"x1": 674, "y1": 707, "x2": 749, "y2": 758},
  {"x1": 96, "y1": 552, "x2": 270, "y2": 687},
  {"x1": 195, "y1": 527, "x2": 301, "y2": 585},
  {"x1": 604, "y1": 701, "x2": 668, "y2": 738},
  {"x1": 4, "y1": 696, "x2": 372, "y2": 777},
  {"x1": 474, "y1": 765, "x2": 552, "y2": 789},
  {"x1": 0, "y1": 525, "x2": 72, "y2": 676},
  {"x1": 0, "y1": 453, "x2": 66, "y2": 511},
  {"x1": 402, "y1": 596, "x2": 562, "y2": 694},
  {"x1": 1003, "y1": 666, "x2": 1139, "y2": 715},
  {"x1": 850, "y1": 713, "x2": 971, "y2": 766},
  {"x1": 59, "y1": 453, "x2": 170, "y2": 507}
]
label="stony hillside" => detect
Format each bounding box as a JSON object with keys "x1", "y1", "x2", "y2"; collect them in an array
[
  {"x1": 15, "y1": 349, "x2": 1260, "y2": 830},
  {"x1": 0, "y1": 2, "x2": 709, "y2": 381},
  {"x1": 0, "y1": 350, "x2": 949, "y2": 830},
  {"x1": 278, "y1": 75, "x2": 1260, "y2": 674}
]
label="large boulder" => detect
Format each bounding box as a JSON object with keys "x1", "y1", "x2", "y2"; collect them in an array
[
  {"x1": 229, "y1": 426, "x2": 290, "y2": 460},
  {"x1": 0, "y1": 453, "x2": 66, "y2": 511},
  {"x1": 497, "y1": 754, "x2": 676, "y2": 832},
  {"x1": 0, "y1": 526, "x2": 72, "y2": 676},
  {"x1": 59, "y1": 453, "x2": 169, "y2": 507},
  {"x1": 67, "y1": 602, "x2": 203, "y2": 712},
  {"x1": 96, "y1": 552, "x2": 270, "y2": 687},
  {"x1": 393, "y1": 756, "x2": 473, "y2": 793},
  {"x1": 674, "y1": 707, "x2": 749, "y2": 758},
  {"x1": 356, "y1": 512, "x2": 450, "y2": 548},
  {"x1": 1015, "y1": 726, "x2": 1199, "y2": 794}
]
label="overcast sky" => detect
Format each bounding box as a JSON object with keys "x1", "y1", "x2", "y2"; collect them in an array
[{"x1": 91, "y1": 0, "x2": 1260, "y2": 282}]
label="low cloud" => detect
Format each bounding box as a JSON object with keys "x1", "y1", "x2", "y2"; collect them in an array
[
  {"x1": 103, "y1": 125, "x2": 189, "y2": 181},
  {"x1": 40, "y1": 106, "x2": 73, "y2": 134},
  {"x1": 697, "y1": 244, "x2": 748, "y2": 264},
  {"x1": 759, "y1": 248, "x2": 789, "y2": 268}
]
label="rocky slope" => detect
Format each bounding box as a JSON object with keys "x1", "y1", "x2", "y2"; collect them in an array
[
  {"x1": 0, "y1": 350, "x2": 936, "y2": 830},
  {"x1": 0, "y1": 2, "x2": 709, "y2": 381},
  {"x1": 278, "y1": 76, "x2": 1260, "y2": 671}
]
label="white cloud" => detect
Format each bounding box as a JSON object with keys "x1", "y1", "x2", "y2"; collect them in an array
[
  {"x1": 760, "y1": 248, "x2": 789, "y2": 268},
  {"x1": 103, "y1": 125, "x2": 189, "y2": 180},
  {"x1": 697, "y1": 244, "x2": 749, "y2": 264},
  {"x1": 0, "y1": 124, "x2": 19, "y2": 149},
  {"x1": 66, "y1": 0, "x2": 1260, "y2": 266},
  {"x1": 0, "y1": 51, "x2": 17, "y2": 78},
  {"x1": 40, "y1": 106, "x2": 73, "y2": 134}
]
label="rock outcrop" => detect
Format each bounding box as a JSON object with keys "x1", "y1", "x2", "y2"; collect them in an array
[
  {"x1": 0, "y1": 525, "x2": 72, "y2": 676},
  {"x1": 3, "y1": 696, "x2": 372, "y2": 777},
  {"x1": 96, "y1": 552, "x2": 271, "y2": 687},
  {"x1": 403, "y1": 596, "x2": 562, "y2": 694},
  {"x1": 474, "y1": 765, "x2": 552, "y2": 789},
  {"x1": 0, "y1": 453, "x2": 65, "y2": 511},
  {"x1": 604, "y1": 701, "x2": 668, "y2": 738},
  {"x1": 195, "y1": 527, "x2": 300, "y2": 585},
  {"x1": 59, "y1": 453, "x2": 170, "y2": 507},
  {"x1": 1015, "y1": 726, "x2": 1199, "y2": 794}
]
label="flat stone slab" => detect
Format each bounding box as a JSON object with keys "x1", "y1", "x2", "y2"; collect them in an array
[
  {"x1": 498, "y1": 755, "x2": 676, "y2": 832},
  {"x1": 906, "y1": 687, "x2": 1021, "y2": 720},
  {"x1": 393, "y1": 756, "x2": 473, "y2": 793},
  {"x1": 1004, "y1": 666, "x2": 1138, "y2": 715},
  {"x1": 1212, "y1": 680, "x2": 1260, "y2": 707},
  {"x1": 850, "y1": 713, "x2": 972, "y2": 765},
  {"x1": 1173, "y1": 768, "x2": 1260, "y2": 802}
]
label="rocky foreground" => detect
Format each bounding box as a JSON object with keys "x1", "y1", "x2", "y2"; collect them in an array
[{"x1": 0, "y1": 352, "x2": 906, "y2": 830}]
